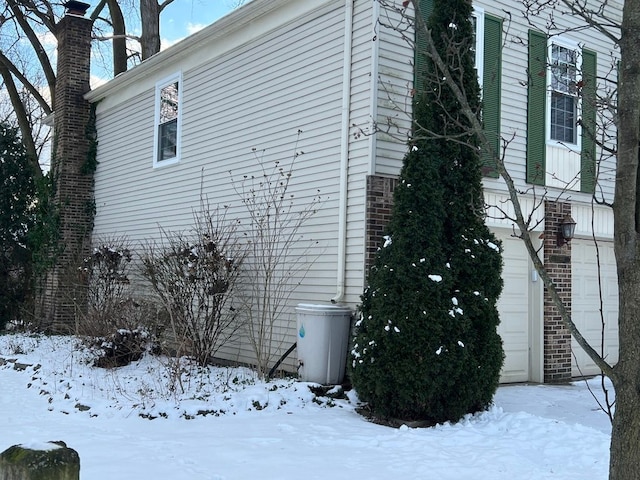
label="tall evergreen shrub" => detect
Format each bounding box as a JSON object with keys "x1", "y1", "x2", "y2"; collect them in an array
[
  {"x1": 350, "y1": 0, "x2": 504, "y2": 423},
  {"x1": 0, "y1": 124, "x2": 37, "y2": 330}
]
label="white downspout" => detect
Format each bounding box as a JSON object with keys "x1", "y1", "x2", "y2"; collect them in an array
[
  {"x1": 331, "y1": 0, "x2": 355, "y2": 304},
  {"x1": 368, "y1": 0, "x2": 380, "y2": 175}
]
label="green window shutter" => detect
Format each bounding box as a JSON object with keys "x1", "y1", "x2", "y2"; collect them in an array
[
  {"x1": 481, "y1": 15, "x2": 503, "y2": 178},
  {"x1": 414, "y1": 0, "x2": 434, "y2": 93},
  {"x1": 527, "y1": 30, "x2": 547, "y2": 186},
  {"x1": 580, "y1": 49, "x2": 597, "y2": 194}
]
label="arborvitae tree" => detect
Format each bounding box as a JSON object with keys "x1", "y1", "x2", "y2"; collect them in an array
[
  {"x1": 350, "y1": 0, "x2": 504, "y2": 423},
  {"x1": 0, "y1": 123, "x2": 37, "y2": 330}
]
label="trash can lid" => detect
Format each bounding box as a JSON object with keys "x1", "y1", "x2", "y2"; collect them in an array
[{"x1": 295, "y1": 303, "x2": 352, "y2": 313}]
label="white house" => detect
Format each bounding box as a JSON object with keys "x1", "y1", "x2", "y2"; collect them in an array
[{"x1": 79, "y1": 0, "x2": 621, "y2": 383}]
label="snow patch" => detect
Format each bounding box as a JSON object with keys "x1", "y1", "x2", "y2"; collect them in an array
[
  {"x1": 20, "y1": 441, "x2": 63, "y2": 451},
  {"x1": 0, "y1": 334, "x2": 613, "y2": 479},
  {"x1": 487, "y1": 241, "x2": 500, "y2": 252}
]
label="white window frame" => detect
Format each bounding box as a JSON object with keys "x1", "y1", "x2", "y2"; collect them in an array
[
  {"x1": 471, "y1": 6, "x2": 485, "y2": 90},
  {"x1": 546, "y1": 36, "x2": 582, "y2": 149},
  {"x1": 153, "y1": 72, "x2": 183, "y2": 168}
]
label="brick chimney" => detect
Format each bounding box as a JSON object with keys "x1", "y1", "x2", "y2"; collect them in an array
[{"x1": 41, "y1": 1, "x2": 93, "y2": 332}]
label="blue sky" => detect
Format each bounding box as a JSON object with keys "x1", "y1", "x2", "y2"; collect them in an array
[
  {"x1": 161, "y1": 0, "x2": 242, "y2": 44},
  {"x1": 88, "y1": 0, "x2": 245, "y2": 85}
]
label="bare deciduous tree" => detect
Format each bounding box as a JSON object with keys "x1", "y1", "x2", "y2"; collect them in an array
[
  {"x1": 0, "y1": 0, "x2": 195, "y2": 175},
  {"x1": 375, "y1": 0, "x2": 637, "y2": 478}
]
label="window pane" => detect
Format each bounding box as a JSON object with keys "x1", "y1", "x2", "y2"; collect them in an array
[
  {"x1": 550, "y1": 92, "x2": 576, "y2": 143},
  {"x1": 159, "y1": 82, "x2": 179, "y2": 124},
  {"x1": 551, "y1": 44, "x2": 577, "y2": 95},
  {"x1": 471, "y1": 15, "x2": 477, "y2": 65},
  {"x1": 550, "y1": 42, "x2": 578, "y2": 144},
  {"x1": 158, "y1": 118, "x2": 177, "y2": 161}
]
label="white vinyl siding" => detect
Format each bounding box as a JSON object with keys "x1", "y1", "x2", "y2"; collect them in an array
[
  {"x1": 476, "y1": 0, "x2": 617, "y2": 205},
  {"x1": 90, "y1": 0, "x2": 621, "y2": 376},
  {"x1": 373, "y1": 2, "x2": 414, "y2": 175},
  {"x1": 93, "y1": 1, "x2": 348, "y2": 369}
]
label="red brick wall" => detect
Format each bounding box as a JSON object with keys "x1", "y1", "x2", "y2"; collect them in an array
[
  {"x1": 41, "y1": 12, "x2": 93, "y2": 332},
  {"x1": 543, "y1": 200, "x2": 573, "y2": 382},
  {"x1": 364, "y1": 175, "x2": 398, "y2": 272}
]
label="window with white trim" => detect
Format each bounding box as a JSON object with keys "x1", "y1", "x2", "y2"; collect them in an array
[
  {"x1": 471, "y1": 6, "x2": 485, "y2": 89},
  {"x1": 153, "y1": 73, "x2": 182, "y2": 167},
  {"x1": 547, "y1": 38, "x2": 581, "y2": 146}
]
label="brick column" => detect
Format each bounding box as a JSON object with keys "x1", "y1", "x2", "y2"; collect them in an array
[
  {"x1": 543, "y1": 200, "x2": 573, "y2": 382},
  {"x1": 364, "y1": 175, "x2": 398, "y2": 272},
  {"x1": 42, "y1": 6, "x2": 93, "y2": 332}
]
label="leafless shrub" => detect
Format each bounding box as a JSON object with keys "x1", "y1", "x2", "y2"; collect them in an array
[
  {"x1": 77, "y1": 239, "x2": 162, "y2": 334},
  {"x1": 140, "y1": 204, "x2": 247, "y2": 367},
  {"x1": 231, "y1": 133, "x2": 322, "y2": 378},
  {"x1": 75, "y1": 238, "x2": 166, "y2": 366}
]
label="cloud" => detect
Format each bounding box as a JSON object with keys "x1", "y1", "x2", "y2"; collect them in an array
[
  {"x1": 187, "y1": 22, "x2": 207, "y2": 35},
  {"x1": 161, "y1": 37, "x2": 183, "y2": 51},
  {"x1": 90, "y1": 74, "x2": 109, "y2": 89},
  {"x1": 160, "y1": 22, "x2": 206, "y2": 51}
]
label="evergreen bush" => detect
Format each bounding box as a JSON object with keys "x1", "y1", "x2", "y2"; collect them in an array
[
  {"x1": 350, "y1": 0, "x2": 504, "y2": 424},
  {"x1": 0, "y1": 123, "x2": 37, "y2": 330}
]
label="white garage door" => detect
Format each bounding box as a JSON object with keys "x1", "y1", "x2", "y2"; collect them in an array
[
  {"x1": 571, "y1": 240, "x2": 619, "y2": 376},
  {"x1": 495, "y1": 232, "x2": 535, "y2": 383}
]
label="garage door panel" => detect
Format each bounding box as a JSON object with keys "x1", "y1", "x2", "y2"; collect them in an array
[
  {"x1": 571, "y1": 240, "x2": 619, "y2": 376},
  {"x1": 495, "y1": 233, "x2": 531, "y2": 383}
]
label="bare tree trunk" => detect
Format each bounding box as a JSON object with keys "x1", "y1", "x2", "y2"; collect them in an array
[
  {"x1": 610, "y1": 1, "x2": 640, "y2": 478},
  {"x1": 106, "y1": 0, "x2": 127, "y2": 75},
  {"x1": 0, "y1": 59, "x2": 42, "y2": 178},
  {"x1": 140, "y1": 0, "x2": 161, "y2": 60}
]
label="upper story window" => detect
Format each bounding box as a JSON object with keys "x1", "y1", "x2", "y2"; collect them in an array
[
  {"x1": 547, "y1": 38, "x2": 581, "y2": 146},
  {"x1": 471, "y1": 6, "x2": 485, "y2": 89},
  {"x1": 153, "y1": 73, "x2": 182, "y2": 167}
]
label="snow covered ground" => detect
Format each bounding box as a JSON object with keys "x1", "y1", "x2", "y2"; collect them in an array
[{"x1": 0, "y1": 334, "x2": 612, "y2": 479}]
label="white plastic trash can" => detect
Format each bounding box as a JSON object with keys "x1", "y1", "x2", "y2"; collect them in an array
[{"x1": 295, "y1": 303, "x2": 352, "y2": 385}]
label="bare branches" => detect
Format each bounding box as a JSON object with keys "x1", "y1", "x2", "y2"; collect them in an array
[
  {"x1": 375, "y1": 0, "x2": 617, "y2": 379},
  {"x1": 231, "y1": 132, "x2": 322, "y2": 378},
  {"x1": 523, "y1": 0, "x2": 621, "y2": 45},
  {"x1": 6, "y1": 0, "x2": 56, "y2": 108},
  {"x1": 141, "y1": 202, "x2": 247, "y2": 367},
  {"x1": 0, "y1": 57, "x2": 40, "y2": 175}
]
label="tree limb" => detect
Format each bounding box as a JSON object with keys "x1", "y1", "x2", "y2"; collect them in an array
[{"x1": 406, "y1": 0, "x2": 616, "y2": 379}]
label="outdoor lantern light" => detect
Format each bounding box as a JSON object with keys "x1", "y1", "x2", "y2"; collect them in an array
[{"x1": 557, "y1": 215, "x2": 577, "y2": 247}]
